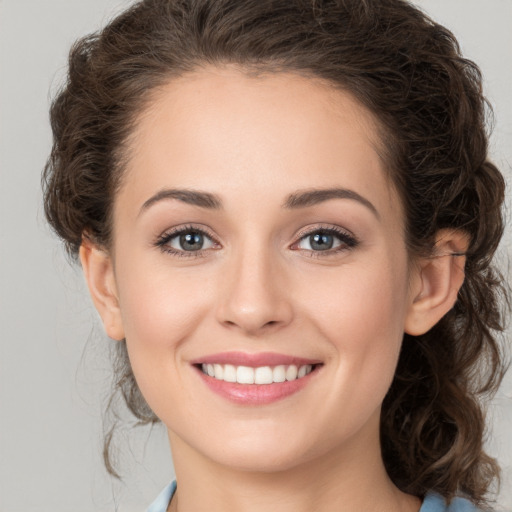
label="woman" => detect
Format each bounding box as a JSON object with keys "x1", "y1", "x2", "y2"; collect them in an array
[{"x1": 42, "y1": 0, "x2": 509, "y2": 510}]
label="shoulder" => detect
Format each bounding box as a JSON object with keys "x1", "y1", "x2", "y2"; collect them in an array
[{"x1": 421, "y1": 492, "x2": 485, "y2": 512}]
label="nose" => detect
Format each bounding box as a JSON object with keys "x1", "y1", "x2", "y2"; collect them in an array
[{"x1": 216, "y1": 245, "x2": 294, "y2": 336}]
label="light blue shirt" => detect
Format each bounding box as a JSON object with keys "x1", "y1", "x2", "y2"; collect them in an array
[
  {"x1": 147, "y1": 481, "x2": 177, "y2": 512},
  {"x1": 146, "y1": 481, "x2": 482, "y2": 511}
]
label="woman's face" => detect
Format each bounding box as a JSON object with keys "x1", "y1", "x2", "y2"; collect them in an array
[{"x1": 107, "y1": 68, "x2": 419, "y2": 472}]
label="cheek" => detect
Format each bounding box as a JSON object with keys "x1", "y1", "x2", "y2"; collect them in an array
[
  {"x1": 117, "y1": 257, "x2": 212, "y2": 343},
  {"x1": 114, "y1": 258, "x2": 215, "y2": 391},
  {"x1": 299, "y1": 253, "x2": 410, "y2": 395},
  {"x1": 307, "y1": 255, "x2": 407, "y2": 334}
]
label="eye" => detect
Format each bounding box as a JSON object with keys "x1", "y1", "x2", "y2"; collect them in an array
[
  {"x1": 293, "y1": 227, "x2": 358, "y2": 255},
  {"x1": 170, "y1": 230, "x2": 214, "y2": 252},
  {"x1": 298, "y1": 232, "x2": 339, "y2": 251},
  {"x1": 156, "y1": 226, "x2": 218, "y2": 256}
]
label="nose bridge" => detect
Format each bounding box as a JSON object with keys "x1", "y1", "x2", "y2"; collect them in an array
[{"x1": 217, "y1": 236, "x2": 292, "y2": 335}]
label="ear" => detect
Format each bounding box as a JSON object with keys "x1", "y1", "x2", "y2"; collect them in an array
[
  {"x1": 404, "y1": 229, "x2": 469, "y2": 336},
  {"x1": 79, "y1": 237, "x2": 125, "y2": 341}
]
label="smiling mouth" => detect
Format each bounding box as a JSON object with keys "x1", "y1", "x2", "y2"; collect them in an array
[{"x1": 198, "y1": 363, "x2": 318, "y2": 384}]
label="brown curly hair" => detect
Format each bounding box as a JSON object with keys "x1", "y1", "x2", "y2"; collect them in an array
[{"x1": 42, "y1": 0, "x2": 509, "y2": 505}]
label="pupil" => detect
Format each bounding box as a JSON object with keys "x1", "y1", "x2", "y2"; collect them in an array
[
  {"x1": 310, "y1": 232, "x2": 333, "y2": 251},
  {"x1": 180, "y1": 232, "x2": 203, "y2": 251}
]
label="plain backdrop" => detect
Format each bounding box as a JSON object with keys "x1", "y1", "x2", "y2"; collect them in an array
[{"x1": 0, "y1": 1, "x2": 511, "y2": 511}]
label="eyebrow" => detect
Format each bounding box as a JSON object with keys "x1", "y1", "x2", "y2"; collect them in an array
[
  {"x1": 139, "y1": 186, "x2": 379, "y2": 218},
  {"x1": 140, "y1": 188, "x2": 223, "y2": 214},
  {"x1": 283, "y1": 188, "x2": 379, "y2": 218}
]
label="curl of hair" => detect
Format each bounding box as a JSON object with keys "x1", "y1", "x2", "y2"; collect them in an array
[{"x1": 42, "y1": 0, "x2": 509, "y2": 505}]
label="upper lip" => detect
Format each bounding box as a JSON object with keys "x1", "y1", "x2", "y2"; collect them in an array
[{"x1": 190, "y1": 351, "x2": 322, "y2": 367}]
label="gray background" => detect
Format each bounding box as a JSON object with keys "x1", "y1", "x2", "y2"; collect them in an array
[{"x1": 0, "y1": 1, "x2": 511, "y2": 510}]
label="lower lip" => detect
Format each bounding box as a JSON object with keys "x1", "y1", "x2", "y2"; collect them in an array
[{"x1": 195, "y1": 366, "x2": 319, "y2": 405}]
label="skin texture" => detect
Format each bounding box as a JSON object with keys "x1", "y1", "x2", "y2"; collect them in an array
[{"x1": 80, "y1": 68, "x2": 467, "y2": 512}]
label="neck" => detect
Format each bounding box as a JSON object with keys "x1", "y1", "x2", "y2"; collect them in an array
[{"x1": 167, "y1": 416, "x2": 421, "y2": 512}]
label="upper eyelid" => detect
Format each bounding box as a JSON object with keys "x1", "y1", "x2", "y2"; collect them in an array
[
  {"x1": 294, "y1": 224, "x2": 356, "y2": 241},
  {"x1": 158, "y1": 224, "x2": 218, "y2": 242}
]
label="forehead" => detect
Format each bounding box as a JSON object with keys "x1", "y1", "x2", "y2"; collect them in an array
[
  {"x1": 128, "y1": 66, "x2": 384, "y2": 162},
  {"x1": 118, "y1": 67, "x2": 400, "y2": 223}
]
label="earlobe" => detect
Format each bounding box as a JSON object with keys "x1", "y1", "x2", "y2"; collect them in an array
[
  {"x1": 404, "y1": 229, "x2": 469, "y2": 336},
  {"x1": 79, "y1": 237, "x2": 125, "y2": 341}
]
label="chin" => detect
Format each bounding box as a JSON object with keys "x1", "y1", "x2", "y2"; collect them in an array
[{"x1": 198, "y1": 431, "x2": 326, "y2": 474}]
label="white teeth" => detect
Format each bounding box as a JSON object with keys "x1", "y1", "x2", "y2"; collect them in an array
[
  {"x1": 285, "y1": 365, "x2": 298, "y2": 381},
  {"x1": 201, "y1": 363, "x2": 315, "y2": 384},
  {"x1": 273, "y1": 365, "x2": 286, "y2": 383},
  {"x1": 254, "y1": 366, "x2": 273, "y2": 384},
  {"x1": 223, "y1": 364, "x2": 237, "y2": 383},
  {"x1": 237, "y1": 366, "x2": 255, "y2": 384},
  {"x1": 213, "y1": 364, "x2": 224, "y2": 380},
  {"x1": 298, "y1": 364, "x2": 312, "y2": 378}
]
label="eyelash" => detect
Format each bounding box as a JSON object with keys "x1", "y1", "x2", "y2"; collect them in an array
[{"x1": 154, "y1": 224, "x2": 359, "y2": 259}]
